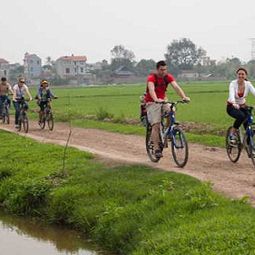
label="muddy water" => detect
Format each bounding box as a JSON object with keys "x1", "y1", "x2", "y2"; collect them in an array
[{"x1": 0, "y1": 211, "x2": 108, "y2": 255}]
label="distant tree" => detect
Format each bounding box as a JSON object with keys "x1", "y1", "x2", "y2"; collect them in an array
[
  {"x1": 136, "y1": 59, "x2": 156, "y2": 76},
  {"x1": 9, "y1": 65, "x2": 24, "y2": 83},
  {"x1": 111, "y1": 45, "x2": 135, "y2": 61},
  {"x1": 165, "y1": 38, "x2": 206, "y2": 75},
  {"x1": 110, "y1": 45, "x2": 136, "y2": 71},
  {"x1": 247, "y1": 60, "x2": 255, "y2": 79}
]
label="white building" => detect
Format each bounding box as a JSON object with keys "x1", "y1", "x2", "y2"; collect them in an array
[
  {"x1": 24, "y1": 52, "x2": 42, "y2": 78},
  {"x1": 0, "y1": 58, "x2": 9, "y2": 78},
  {"x1": 55, "y1": 55, "x2": 88, "y2": 79}
]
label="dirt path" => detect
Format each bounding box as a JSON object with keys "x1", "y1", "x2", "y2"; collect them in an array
[{"x1": 1, "y1": 120, "x2": 255, "y2": 204}]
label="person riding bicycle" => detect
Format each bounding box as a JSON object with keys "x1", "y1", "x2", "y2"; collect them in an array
[
  {"x1": 36, "y1": 79, "x2": 56, "y2": 125},
  {"x1": 227, "y1": 67, "x2": 255, "y2": 144},
  {"x1": 0, "y1": 77, "x2": 13, "y2": 118},
  {"x1": 12, "y1": 77, "x2": 33, "y2": 128},
  {"x1": 144, "y1": 60, "x2": 190, "y2": 158}
]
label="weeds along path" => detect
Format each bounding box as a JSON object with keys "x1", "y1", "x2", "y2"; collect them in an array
[{"x1": 1, "y1": 120, "x2": 255, "y2": 204}]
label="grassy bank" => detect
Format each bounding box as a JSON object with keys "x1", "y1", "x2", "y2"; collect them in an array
[{"x1": 0, "y1": 130, "x2": 255, "y2": 254}]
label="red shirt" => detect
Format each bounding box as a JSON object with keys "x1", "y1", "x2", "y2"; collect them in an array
[{"x1": 145, "y1": 73, "x2": 175, "y2": 102}]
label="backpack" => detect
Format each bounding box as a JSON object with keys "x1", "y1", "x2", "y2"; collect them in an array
[{"x1": 139, "y1": 92, "x2": 147, "y2": 126}]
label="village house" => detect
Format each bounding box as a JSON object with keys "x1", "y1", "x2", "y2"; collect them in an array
[
  {"x1": 55, "y1": 55, "x2": 88, "y2": 79},
  {"x1": 23, "y1": 53, "x2": 42, "y2": 79},
  {"x1": 0, "y1": 58, "x2": 9, "y2": 78}
]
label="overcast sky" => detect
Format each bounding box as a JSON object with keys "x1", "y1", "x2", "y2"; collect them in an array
[{"x1": 1, "y1": 0, "x2": 255, "y2": 64}]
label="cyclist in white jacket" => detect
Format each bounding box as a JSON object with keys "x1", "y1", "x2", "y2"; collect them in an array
[{"x1": 227, "y1": 67, "x2": 255, "y2": 141}]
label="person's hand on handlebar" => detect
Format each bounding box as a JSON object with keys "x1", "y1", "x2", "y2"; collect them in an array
[{"x1": 182, "y1": 96, "x2": 190, "y2": 102}]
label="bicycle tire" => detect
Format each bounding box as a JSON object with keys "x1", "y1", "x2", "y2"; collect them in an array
[
  {"x1": 171, "y1": 126, "x2": 188, "y2": 167},
  {"x1": 225, "y1": 126, "x2": 241, "y2": 163},
  {"x1": 39, "y1": 117, "x2": 46, "y2": 129},
  {"x1": 2, "y1": 114, "x2": 5, "y2": 124},
  {"x1": 47, "y1": 113, "x2": 54, "y2": 131},
  {"x1": 2, "y1": 107, "x2": 6, "y2": 124},
  {"x1": 23, "y1": 115, "x2": 29, "y2": 133},
  {"x1": 4, "y1": 106, "x2": 10, "y2": 124},
  {"x1": 6, "y1": 113, "x2": 10, "y2": 124},
  {"x1": 145, "y1": 124, "x2": 161, "y2": 162},
  {"x1": 17, "y1": 118, "x2": 22, "y2": 132},
  {"x1": 246, "y1": 129, "x2": 255, "y2": 167}
]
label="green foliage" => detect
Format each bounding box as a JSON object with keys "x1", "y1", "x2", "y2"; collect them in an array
[{"x1": 95, "y1": 107, "x2": 114, "y2": 121}]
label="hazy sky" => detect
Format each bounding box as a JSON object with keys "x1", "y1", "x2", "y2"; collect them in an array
[{"x1": 1, "y1": 0, "x2": 255, "y2": 64}]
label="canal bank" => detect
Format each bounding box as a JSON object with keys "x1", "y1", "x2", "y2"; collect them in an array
[{"x1": 1, "y1": 130, "x2": 255, "y2": 254}]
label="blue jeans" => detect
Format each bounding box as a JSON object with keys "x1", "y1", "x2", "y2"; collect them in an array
[
  {"x1": 227, "y1": 105, "x2": 249, "y2": 129},
  {"x1": 0, "y1": 95, "x2": 10, "y2": 116},
  {"x1": 13, "y1": 101, "x2": 28, "y2": 125}
]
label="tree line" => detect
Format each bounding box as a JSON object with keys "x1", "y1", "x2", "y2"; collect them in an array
[{"x1": 9, "y1": 38, "x2": 255, "y2": 84}]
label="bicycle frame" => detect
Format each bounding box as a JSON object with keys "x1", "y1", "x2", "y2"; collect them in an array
[
  {"x1": 160, "y1": 101, "x2": 184, "y2": 146},
  {"x1": 237, "y1": 107, "x2": 254, "y2": 147}
]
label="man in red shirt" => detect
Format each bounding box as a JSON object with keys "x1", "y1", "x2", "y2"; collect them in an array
[{"x1": 145, "y1": 60, "x2": 190, "y2": 158}]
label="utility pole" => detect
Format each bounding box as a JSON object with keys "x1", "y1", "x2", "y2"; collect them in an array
[{"x1": 249, "y1": 38, "x2": 255, "y2": 60}]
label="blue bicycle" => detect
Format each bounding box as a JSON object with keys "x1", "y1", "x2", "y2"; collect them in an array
[
  {"x1": 226, "y1": 106, "x2": 255, "y2": 166},
  {"x1": 146, "y1": 100, "x2": 189, "y2": 167}
]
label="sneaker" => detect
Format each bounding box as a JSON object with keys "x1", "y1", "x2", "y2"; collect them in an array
[
  {"x1": 229, "y1": 133, "x2": 237, "y2": 145},
  {"x1": 15, "y1": 124, "x2": 19, "y2": 129},
  {"x1": 155, "y1": 149, "x2": 163, "y2": 159}
]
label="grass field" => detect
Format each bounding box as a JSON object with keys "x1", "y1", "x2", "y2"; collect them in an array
[
  {"x1": 14, "y1": 81, "x2": 255, "y2": 147},
  {"x1": 1, "y1": 130, "x2": 255, "y2": 254}
]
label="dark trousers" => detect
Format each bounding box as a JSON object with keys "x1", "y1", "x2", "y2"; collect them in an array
[
  {"x1": 227, "y1": 105, "x2": 249, "y2": 130},
  {"x1": 13, "y1": 101, "x2": 28, "y2": 125}
]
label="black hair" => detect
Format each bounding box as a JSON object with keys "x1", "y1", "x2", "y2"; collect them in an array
[
  {"x1": 1, "y1": 77, "x2": 6, "y2": 82},
  {"x1": 156, "y1": 60, "x2": 167, "y2": 69}
]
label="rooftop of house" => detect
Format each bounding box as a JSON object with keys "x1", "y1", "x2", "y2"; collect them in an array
[
  {"x1": 57, "y1": 55, "x2": 87, "y2": 62},
  {"x1": 0, "y1": 58, "x2": 9, "y2": 64}
]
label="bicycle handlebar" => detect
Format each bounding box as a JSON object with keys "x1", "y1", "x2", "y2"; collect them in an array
[{"x1": 156, "y1": 100, "x2": 190, "y2": 105}]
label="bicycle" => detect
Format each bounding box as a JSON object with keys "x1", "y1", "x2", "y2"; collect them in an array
[
  {"x1": 38, "y1": 98, "x2": 57, "y2": 131},
  {"x1": 1, "y1": 98, "x2": 10, "y2": 124},
  {"x1": 146, "y1": 100, "x2": 189, "y2": 167},
  {"x1": 17, "y1": 98, "x2": 30, "y2": 133},
  {"x1": 226, "y1": 106, "x2": 255, "y2": 167}
]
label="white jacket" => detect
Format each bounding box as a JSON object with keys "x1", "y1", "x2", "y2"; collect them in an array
[{"x1": 227, "y1": 79, "x2": 255, "y2": 105}]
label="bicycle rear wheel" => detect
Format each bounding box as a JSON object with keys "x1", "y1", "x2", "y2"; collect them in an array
[
  {"x1": 47, "y1": 113, "x2": 54, "y2": 131},
  {"x1": 23, "y1": 115, "x2": 29, "y2": 133},
  {"x1": 225, "y1": 126, "x2": 241, "y2": 163},
  {"x1": 145, "y1": 124, "x2": 161, "y2": 162},
  {"x1": 171, "y1": 126, "x2": 188, "y2": 167}
]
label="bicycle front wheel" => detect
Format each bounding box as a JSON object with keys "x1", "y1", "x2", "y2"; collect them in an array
[
  {"x1": 145, "y1": 124, "x2": 161, "y2": 162},
  {"x1": 226, "y1": 126, "x2": 241, "y2": 163},
  {"x1": 171, "y1": 127, "x2": 188, "y2": 167},
  {"x1": 247, "y1": 130, "x2": 255, "y2": 167},
  {"x1": 23, "y1": 115, "x2": 29, "y2": 133},
  {"x1": 39, "y1": 117, "x2": 46, "y2": 129},
  {"x1": 6, "y1": 112, "x2": 10, "y2": 124},
  {"x1": 47, "y1": 113, "x2": 54, "y2": 131}
]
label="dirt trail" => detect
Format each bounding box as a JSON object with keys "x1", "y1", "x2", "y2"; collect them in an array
[{"x1": 1, "y1": 120, "x2": 255, "y2": 204}]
